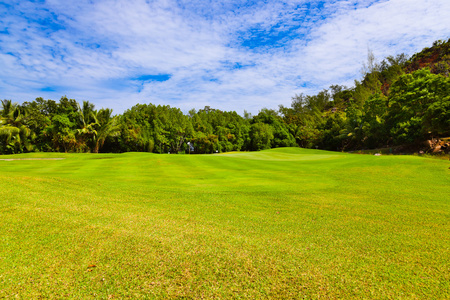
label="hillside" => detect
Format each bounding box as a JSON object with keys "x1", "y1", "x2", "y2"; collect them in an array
[{"x1": 406, "y1": 39, "x2": 450, "y2": 75}]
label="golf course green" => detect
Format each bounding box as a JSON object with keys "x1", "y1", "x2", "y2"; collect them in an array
[{"x1": 1, "y1": 148, "x2": 449, "y2": 298}]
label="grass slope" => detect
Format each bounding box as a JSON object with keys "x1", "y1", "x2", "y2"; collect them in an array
[{"x1": 0, "y1": 148, "x2": 449, "y2": 299}]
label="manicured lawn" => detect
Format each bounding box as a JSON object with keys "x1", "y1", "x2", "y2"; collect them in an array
[{"x1": 0, "y1": 148, "x2": 449, "y2": 298}]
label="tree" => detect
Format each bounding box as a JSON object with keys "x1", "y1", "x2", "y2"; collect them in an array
[
  {"x1": 387, "y1": 68, "x2": 450, "y2": 143},
  {"x1": 249, "y1": 122, "x2": 273, "y2": 151},
  {"x1": 361, "y1": 48, "x2": 379, "y2": 76},
  {"x1": 76, "y1": 101, "x2": 98, "y2": 152},
  {"x1": 93, "y1": 108, "x2": 119, "y2": 153},
  {"x1": 163, "y1": 106, "x2": 193, "y2": 153},
  {"x1": 21, "y1": 98, "x2": 54, "y2": 151},
  {"x1": 0, "y1": 100, "x2": 33, "y2": 154},
  {"x1": 190, "y1": 131, "x2": 218, "y2": 153},
  {"x1": 318, "y1": 112, "x2": 347, "y2": 151},
  {"x1": 329, "y1": 85, "x2": 353, "y2": 110},
  {"x1": 253, "y1": 109, "x2": 296, "y2": 148},
  {"x1": 43, "y1": 97, "x2": 79, "y2": 152},
  {"x1": 361, "y1": 93, "x2": 389, "y2": 148}
]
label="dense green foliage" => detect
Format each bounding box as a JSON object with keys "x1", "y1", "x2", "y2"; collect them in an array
[
  {"x1": 1, "y1": 148, "x2": 449, "y2": 298},
  {"x1": 1, "y1": 39, "x2": 449, "y2": 154}
]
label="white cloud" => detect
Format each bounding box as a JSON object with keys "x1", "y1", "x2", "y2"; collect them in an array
[
  {"x1": 296, "y1": 0, "x2": 450, "y2": 85},
  {"x1": 0, "y1": 0, "x2": 449, "y2": 115}
]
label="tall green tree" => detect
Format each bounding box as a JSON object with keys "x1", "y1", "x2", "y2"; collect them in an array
[
  {"x1": 76, "y1": 101, "x2": 98, "y2": 152},
  {"x1": 387, "y1": 68, "x2": 450, "y2": 143},
  {"x1": 249, "y1": 122, "x2": 273, "y2": 151},
  {"x1": 0, "y1": 100, "x2": 33, "y2": 154},
  {"x1": 361, "y1": 93, "x2": 389, "y2": 148},
  {"x1": 43, "y1": 97, "x2": 79, "y2": 152},
  {"x1": 21, "y1": 98, "x2": 55, "y2": 151},
  {"x1": 93, "y1": 108, "x2": 119, "y2": 153},
  {"x1": 253, "y1": 108, "x2": 296, "y2": 148}
]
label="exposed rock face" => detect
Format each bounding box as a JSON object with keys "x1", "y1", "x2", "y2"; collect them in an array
[
  {"x1": 433, "y1": 145, "x2": 442, "y2": 153},
  {"x1": 426, "y1": 139, "x2": 450, "y2": 154},
  {"x1": 424, "y1": 140, "x2": 434, "y2": 148}
]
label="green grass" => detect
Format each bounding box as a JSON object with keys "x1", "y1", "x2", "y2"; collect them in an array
[{"x1": 0, "y1": 148, "x2": 449, "y2": 299}]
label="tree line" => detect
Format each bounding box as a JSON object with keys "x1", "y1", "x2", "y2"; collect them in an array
[{"x1": 1, "y1": 39, "x2": 449, "y2": 155}]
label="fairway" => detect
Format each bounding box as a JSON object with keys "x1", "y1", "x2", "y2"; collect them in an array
[{"x1": 1, "y1": 148, "x2": 449, "y2": 299}]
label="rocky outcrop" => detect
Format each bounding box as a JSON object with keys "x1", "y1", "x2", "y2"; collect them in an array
[{"x1": 425, "y1": 138, "x2": 450, "y2": 154}]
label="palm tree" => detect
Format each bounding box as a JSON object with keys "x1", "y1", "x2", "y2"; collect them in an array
[
  {"x1": 93, "y1": 108, "x2": 119, "y2": 153},
  {"x1": 76, "y1": 101, "x2": 98, "y2": 152},
  {"x1": 0, "y1": 100, "x2": 33, "y2": 154}
]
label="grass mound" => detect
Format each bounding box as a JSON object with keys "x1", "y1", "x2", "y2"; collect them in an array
[{"x1": 1, "y1": 148, "x2": 449, "y2": 298}]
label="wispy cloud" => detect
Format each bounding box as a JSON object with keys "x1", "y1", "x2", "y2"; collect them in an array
[{"x1": 1, "y1": 0, "x2": 449, "y2": 114}]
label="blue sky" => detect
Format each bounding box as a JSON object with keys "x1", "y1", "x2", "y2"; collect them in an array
[{"x1": 1, "y1": 0, "x2": 449, "y2": 115}]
